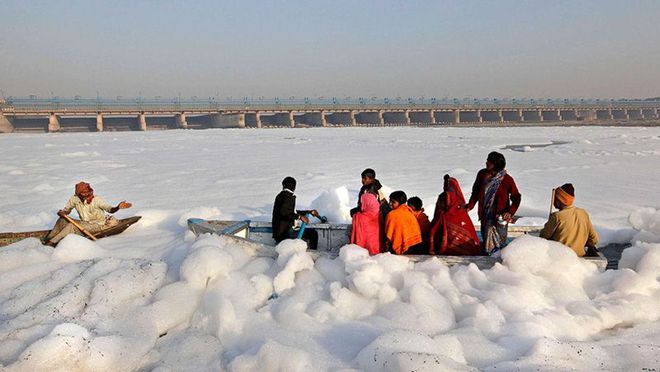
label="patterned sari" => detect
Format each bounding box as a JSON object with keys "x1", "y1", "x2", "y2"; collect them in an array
[{"x1": 482, "y1": 170, "x2": 508, "y2": 255}]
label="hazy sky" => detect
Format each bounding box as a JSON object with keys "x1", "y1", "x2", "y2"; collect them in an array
[{"x1": 2, "y1": 0, "x2": 659, "y2": 99}]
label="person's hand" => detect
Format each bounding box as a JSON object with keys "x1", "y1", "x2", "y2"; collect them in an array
[
  {"x1": 310, "y1": 209, "x2": 319, "y2": 217},
  {"x1": 117, "y1": 201, "x2": 132, "y2": 209},
  {"x1": 502, "y1": 212, "x2": 513, "y2": 223},
  {"x1": 300, "y1": 215, "x2": 310, "y2": 224},
  {"x1": 465, "y1": 203, "x2": 472, "y2": 211},
  {"x1": 57, "y1": 210, "x2": 68, "y2": 217}
]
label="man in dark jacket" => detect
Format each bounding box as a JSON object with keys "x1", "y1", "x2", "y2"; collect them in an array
[{"x1": 272, "y1": 176, "x2": 319, "y2": 250}]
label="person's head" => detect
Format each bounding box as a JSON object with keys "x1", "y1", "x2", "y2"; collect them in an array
[
  {"x1": 486, "y1": 151, "x2": 506, "y2": 172},
  {"x1": 361, "y1": 168, "x2": 376, "y2": 186},
  {"x1": 282, "y1": 176, "x2": 296, "y2": 191},
  {"x1": 553, "y1": 183, "x2": 575, "y2": 209},
  {"x1": 75, "y1": 182, "x2": 94, "y2": 200},
  {"x1": 407, "y1": 196, "x2": 423, "y2": 212},
  {"x1": 389, "y1": 190, "x2": 407, "y2": 210}
]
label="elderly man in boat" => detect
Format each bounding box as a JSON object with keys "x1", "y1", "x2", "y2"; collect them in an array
[
  {"x1": 43, "y1": 182, "x2": 132, "y2": 246},
  {"x1": 540, "y1": 183, "x2": 599, "y2": 256}
]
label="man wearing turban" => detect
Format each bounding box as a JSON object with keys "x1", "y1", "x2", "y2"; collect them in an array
[
  {"x1": 540, "y1": 183, "x2": 599, "y2": 256},
  {"x1": 44, "y1": 182, "x2": 132, "y2": 246}
]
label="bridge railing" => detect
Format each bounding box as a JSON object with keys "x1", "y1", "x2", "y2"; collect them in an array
[{"x1": 2, "y1": 97, "x2": 659, "y2": 113}]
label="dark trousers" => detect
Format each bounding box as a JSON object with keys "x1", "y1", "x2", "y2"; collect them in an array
[{"x1": 274, "y1": 228, "x2": 319, "y2": 250}]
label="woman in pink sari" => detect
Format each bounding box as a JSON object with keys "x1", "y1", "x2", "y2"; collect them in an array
[{"x1": 351, "y1": 189, "x2": 381, "y2": 255}]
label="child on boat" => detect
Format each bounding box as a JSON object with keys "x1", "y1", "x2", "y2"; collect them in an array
[
  {"x1": 385, "y1": 191, "x2": 423, "y2": 255},
  {"x1": 407, "y1": 196, "x2": 431, "y2": 249}
]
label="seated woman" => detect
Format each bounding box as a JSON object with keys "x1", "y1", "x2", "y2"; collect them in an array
[
  {"x1": 429, "y1": 175, "x2": 481, "y2": 255},
  {"x1": 385, "y1": 191, "x2": 423, "y2": 255},
  {"x1": 351, "y1": 182, "x2": 381, "y2": 255}
]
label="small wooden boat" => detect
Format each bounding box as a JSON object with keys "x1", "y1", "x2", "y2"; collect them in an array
[
  {"x1": 0, "y1": 216, "x2": 142, "y2": 247},
  {"x1": 187, "y1": 218, "x2": 609, "y2": 271}
]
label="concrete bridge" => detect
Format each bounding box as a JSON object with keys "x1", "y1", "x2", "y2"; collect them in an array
[{"x1": 1, "y1": 98, "x2": 659, "y2": 133}]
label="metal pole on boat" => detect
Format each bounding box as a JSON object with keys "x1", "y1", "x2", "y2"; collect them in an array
[{"x1": 549, "y1": 188, "x2": 556, "y2": 218}]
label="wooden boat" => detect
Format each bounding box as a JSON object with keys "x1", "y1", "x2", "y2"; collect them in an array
[
  {"x1": 0, "y1": 216, "x2": 142, "y2": 247},
  {"x1": 187, "y1": 218, "x2": 609, "y2": 271}
]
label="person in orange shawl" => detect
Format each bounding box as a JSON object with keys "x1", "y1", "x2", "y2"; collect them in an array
[
  {"x1": 429, "y1": 175, "x2": 481, "y2": 255},
  {"x1": 385, "y1": 191, "x2": 423, "y2": 255},
  {"x1": 351, "y1": 182, "x2": 381, "y2": 255}
]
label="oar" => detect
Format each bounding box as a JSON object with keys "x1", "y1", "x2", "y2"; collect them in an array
[{"x1": 59, "y1": 213, "x2": 98, "y2": 241}]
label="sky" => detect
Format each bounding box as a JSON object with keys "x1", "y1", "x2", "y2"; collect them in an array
[{"x1": 1, "y1": 0, "x2": 659, "y2": 100}]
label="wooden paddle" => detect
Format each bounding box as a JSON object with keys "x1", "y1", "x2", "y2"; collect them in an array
[{"x1": 59, "y1": 212, "x2": 98, "y2": 241}]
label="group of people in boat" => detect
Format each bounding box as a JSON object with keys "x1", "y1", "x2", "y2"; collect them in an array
[
  {"x1": 42, "y1": 150, "x2": 598, "y2": 258},
  {"x1": 272, "y1": 151, "x2": 599, "y2": 257}
]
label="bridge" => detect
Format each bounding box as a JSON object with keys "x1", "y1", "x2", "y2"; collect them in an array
[{"x1": 1, "y1": 97, "x2": 659, "y2": 133}]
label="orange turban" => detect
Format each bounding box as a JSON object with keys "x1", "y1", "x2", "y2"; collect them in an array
[
  {"x1": 75, "y1": 182, "x2": 94, "y2": 203},
  {"x1": 555, "y1": 186, "x2": 574, "y2": 207}
]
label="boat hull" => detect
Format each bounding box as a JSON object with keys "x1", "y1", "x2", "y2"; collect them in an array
[
  {"x1": 187, "y1": 218, "x2": 609, "y2": 271},
  {"x1": 0, "y1": 216, "x2": 142, "y2": 247}
]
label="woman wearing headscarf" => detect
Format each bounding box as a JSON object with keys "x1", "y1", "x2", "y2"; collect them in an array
[
  {"x1": 351, "y1": 180, "x2": 382, "y2": 255},
  {"x1": 467, "y1": 152, "x2": 521, "y2": 255},
  {"x1": 429, "y1": 175, "x2": 481, "y2": 255},
  {"x1": 350, "y1": 168, "x2": 389, "y2": 253}
]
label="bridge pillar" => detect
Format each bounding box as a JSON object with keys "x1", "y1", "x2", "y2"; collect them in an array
[
  {"x1": 138, "y1": 113, "x2": 147, "y2": 131},
  {"x1": 556, "y1": 109, "x2": 562, "y2": 121},
  {"x1": 655, "y1": 108, "x2": 659, "y2": 119},
  {"x1": 574, "y1": 109, "x2": 579, "y2": 120},
  {"x1": 538, "y1": 109, "x2": 544, "y2": 122},
  {"x1": 476, "y1": 109, "x2": 483, "y2": 123},
  {"x1": 48, "y1": 114, "x2": 61, "y2": 132},
  {"x1": 453, "y1": 109, "x2": 460, "y2": 124},
  {"x1": 0, "y1": 114, "x2": 14, "y2": 133},
  {"x1": 289, "y1": 111, "x2": 295, "y2": 128},
  {"x1": 429, "y1": 110, "x2": 436, "y2": 124},
  {"x1": 405, "y1": 110, "x2": 411, "y2": 125},
  {"x1": 350, "y1": 110, "x2": 357, "y2": 126},
  {"x1": 517, "y1": 109, "x2": 524, "y2": 122},
  {"x1": 378, "y1": 110, "x2": 385, "y2": 126},
  {"x1": 255, "y1": 112, "x2": 263, "y2": 128},
  {"x1": 624, "y1": 109, "x2": 630, "y2": 120},
  {"x1": 320, "y1": 111, "x2": 328, "y2": 127},
  {"x1": 607, "y1": 108, "x2": 613, "y2": 120},
  {"x1": 175, "y1": 113, "x2": 188, "y2": 129},
  {"x1": 96, "y1": 113, "x2": 104, "y2": 132},
  {"x1": 498, "y1": 110, "x2": 504, "y2": 123}
]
